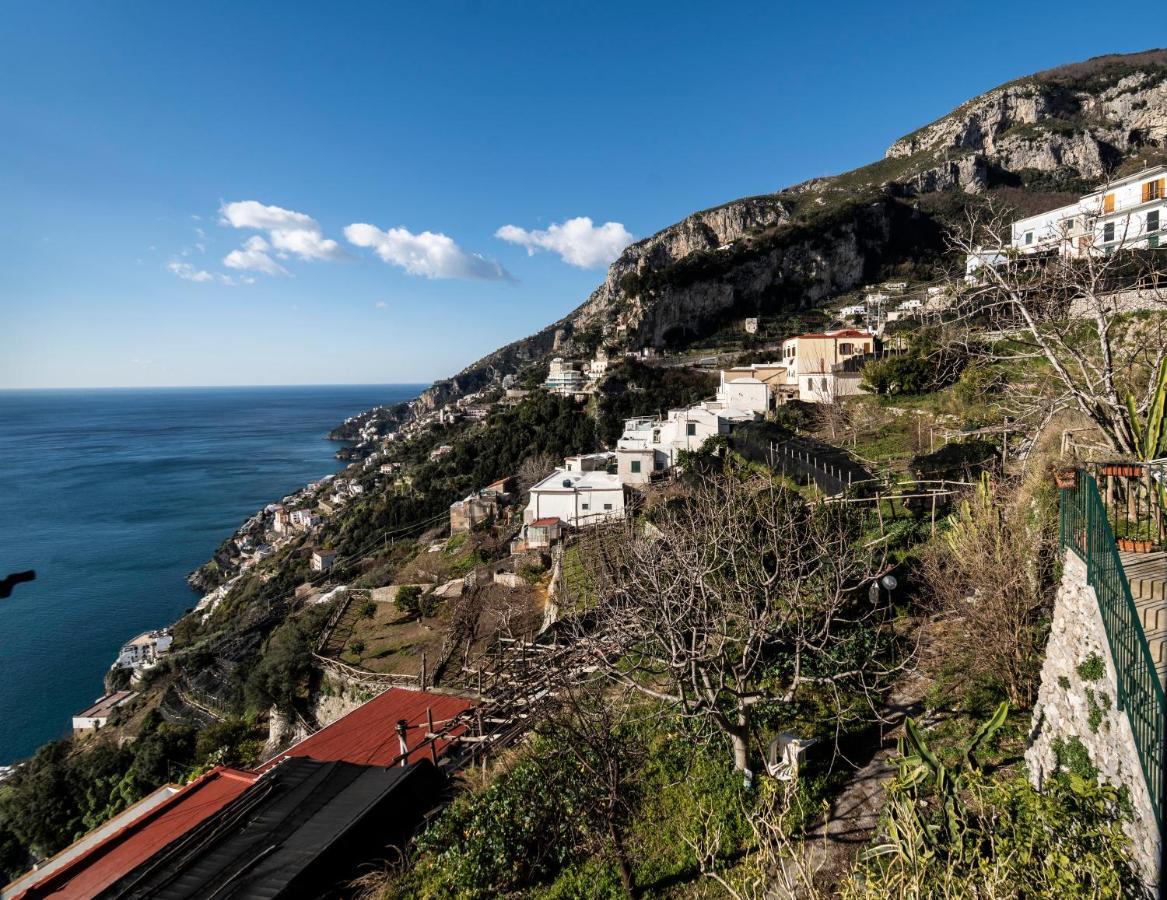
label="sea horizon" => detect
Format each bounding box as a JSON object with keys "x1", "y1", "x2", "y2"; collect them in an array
[{"x1": 0, "y1": 383, "x2": 422, "y2": 763}]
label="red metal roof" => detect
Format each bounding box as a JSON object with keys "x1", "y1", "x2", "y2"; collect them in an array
[
  {"x1": 255, "y1": 688, "x2": 475, "y2": 774},
  {"x1": 11, "y1": 766, "x2": 258, "y2": 900}
]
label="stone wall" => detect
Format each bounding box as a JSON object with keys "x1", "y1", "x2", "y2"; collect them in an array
[{"x1": 1026, "y1": 551, "x2": 1161, "y2": 891}]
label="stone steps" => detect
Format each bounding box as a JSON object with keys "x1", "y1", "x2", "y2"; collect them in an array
[{"x1": 1119, "y1": 550, "x2": 1167, "y2": 688}]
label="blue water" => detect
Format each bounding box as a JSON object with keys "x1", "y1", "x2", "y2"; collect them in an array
[{"x1": 0, "y1": 385, "x2": 422, "y2": 763}]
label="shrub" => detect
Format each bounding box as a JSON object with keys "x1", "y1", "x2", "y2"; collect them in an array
[
  {"x1": 1077, "y1": 652, "x2": 1105, "y2": 682},
  {"x1": 394, "y1": 585, "x2": 423, "y2": 616}
]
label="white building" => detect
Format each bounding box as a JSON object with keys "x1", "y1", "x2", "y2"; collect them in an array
[
  {"x1": 290, "y1": 508, "x2": 322, "y2": 529},
  {"x1": 114, "y1": 630, "x2": 173, "y2": 671},
  {"x1": 839, "y1": 304, "x2": 866, "y2": 318},
  {"x1": 524, "y1": 468, "x2": 626, "y2": 527},
  {"x1": 716, "y1": 374, "x2": 771, "y2": 413},
  {"x1": 545, "y1": 358, "x2": 585, "y2": 396},
  {"x1": 311, "y1": 548, "x2": 337, "y2": 572},
  {"x1": 1010, "y1": 166, "x2": 1167, "y2": 257},
  {"x1": 72, "y1": 691, "x2": 137, "y2": 732},
  {"x1": 564, "y1": 452, "x2": 612, "y2": 473},
  {"x1": 615, "y1": 402, "x2": 759, "y2": 471}
]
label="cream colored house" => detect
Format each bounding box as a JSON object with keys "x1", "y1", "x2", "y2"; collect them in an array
[{"x1": 780, "y1": 329, "x2": 878, "y2": 403}]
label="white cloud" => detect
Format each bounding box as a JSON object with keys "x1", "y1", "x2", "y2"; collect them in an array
[
  {"x1": 219, "y1": 200, "x2": 346, "y2": 273},
  {"x1": 375, "y1": 301, "x2": 387, "y2": 309},
  {"x1": 223, "y1": 236, "x2": 288, "y2": 276},
  {"x1": 167, "y1": 260, "x2": 215, "y2": 283},
  {"x1": 495, "y1": 216, "x2": 633, "y2": 268},
  {"x1": 344, "y1": 223, "x2": 511, "y2": 281}
]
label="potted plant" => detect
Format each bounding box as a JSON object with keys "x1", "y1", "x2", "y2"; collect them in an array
[
  {"x1": 1054, "y1": 467, "x2": 1077, "y2": 489},
  {"x1": 1099, "y1": 462, "x2": 1143, "y2": 478},
  {"x1": 1115, "y1": 518, "x2": 1158, "y2": 553}
]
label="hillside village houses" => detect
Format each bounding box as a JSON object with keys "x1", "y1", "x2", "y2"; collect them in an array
[
  {"x1": 524, "y1": 454, "x2": 626, "y2": 528},
  {"x1": 781, "y1": 328, "x2": 880, "y2": 403},
  {"x1": 1008, "y1": 165, "x2": 1167, "y2": 257},
  {"x1": 544, "y1": 357, "x2": 586, "y2": 396},
  {"x1": 114, "y1": 630, "x2": 173, "y2": 677}
]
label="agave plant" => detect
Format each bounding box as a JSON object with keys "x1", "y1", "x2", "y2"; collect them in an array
[{"x1": 867, "y1": 702, "x2": 1009, "y2": 864}]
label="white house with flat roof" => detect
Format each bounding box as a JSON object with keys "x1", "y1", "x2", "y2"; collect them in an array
[
  {"x1": 524, "y1": 468, "x2": 626, "y2": 527},
  {"x1": 72, "y1": 691, "x2": 137, "y2": 732},
  {"x1": 1010, "y1": 165, "x2": 1167, "y2": 257},
  {"x1": 615, "y1": 402, "x2": 759, "y2": 471}
]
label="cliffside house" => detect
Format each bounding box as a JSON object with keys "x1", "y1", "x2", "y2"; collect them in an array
[
  {"x1": 544, "y1": 357, "x2": 585, "y2": 396},
  {"x1": 780, "y1": 328, "x2": 878, "y2": 403},
  {"x1": 449, "y1": 475, "x2": 516, "y2": 534},
  {"x1": 429, "y1": 444, "x2": 453, "y2": 461},
  {"x1": 310, "y1": 548, "x2": 338, "y2": 572},
  {"x1": 525, "y1": 467, "x2": 626, "y2": 527},
  {"x1": 615, "y1": 402, "x2": 758, "y2": 472},
  {"x1": 716, "y1": 362, "x2": 792, "y2": 412},
  {"x1": 290, "y1": 508, "x2": 322, "y2": 529},
  {"x1": 72, "y1": 691, "x2": 137, "y2": 733},
  {"x1": 1009, "y1": 165, "x2": 1167, "y2": 257},
  {"x1": 270, "y1": 505, "x2": 291, "y2": 535},
  {"x1": 114, "y1": 630, "x2": 173, "y2": 671}
]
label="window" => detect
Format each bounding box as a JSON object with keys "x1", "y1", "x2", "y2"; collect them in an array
[
  {"x1": 1103, "y1": 193, "x2": 1115, "y2": 213},
  {"x1": 686, "y1": 423, "x2": 696, "y2": 436},
  {"x1": 1142, "y1": 179, "x2": 1164, "y2": 203},
  {"x1": 1151, "y1": 235, "x2": 1161, "y2": 249},
  {"x1": 1148, "y1": 210, "x2": 1160, "y2": 233},
  {"x1": 581, "y1": 503, "x2": 589, "y2": 510},
  {"x1": 838, "y1": 342, "x2": 853, "y2": 355},
  {"x1": 1103, "y1": 222, "x2": 1115, "y2": 243},
  {"x1": 820, "y1": 377, "x2": 828, "y2": 391},
  {"x1": 603, "y1": 503, "x2": 613, "y2": 511},
  {"x1": 630, "y1": 460, "x2": 641, "y2": 473},
  {"x1": 1025, "y1": 231, "x2": 1034, "y2": 245}
]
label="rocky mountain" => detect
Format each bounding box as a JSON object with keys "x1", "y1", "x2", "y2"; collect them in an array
[{"x1": 373, "y1": 50, "x2": 1167, "y2": 423}]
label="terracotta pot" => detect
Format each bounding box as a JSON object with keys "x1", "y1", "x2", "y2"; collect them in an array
[
  {"x1": 1100, "y1": 463, "x2": 1143, "y2": 478},
  {"x1": 1054, "y1": 469, "x2": 1077, "y2": 489},
  {"x1": 1117, "y1": 538, "x2": 1154, "y2": 553}
]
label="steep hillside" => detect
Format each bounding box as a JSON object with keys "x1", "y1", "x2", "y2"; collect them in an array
[{"x1": 368, "y1": 50, "x2": 1167, "y2": 425}]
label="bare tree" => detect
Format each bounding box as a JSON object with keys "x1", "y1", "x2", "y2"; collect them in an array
[
  {"x1": 534, "y1": 680, "x2": 646, "y2": 897},
  {"x1": 918, "y1": 473, "x2": 1055, "y2": 708},
  {"x1": 949, "y1": 197, "x2": 1167, "y2": 454},
  {"x1": 570, "y1": 463, "x2": 898, "y2": 773}
]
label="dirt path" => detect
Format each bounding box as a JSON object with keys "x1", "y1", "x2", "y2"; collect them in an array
[{"x1": 794, "y1": 669, "x2": 931, "y2": 896}]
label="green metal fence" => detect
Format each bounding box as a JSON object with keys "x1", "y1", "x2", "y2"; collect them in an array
[{"x1": 1061, "y1": 472, "x2": 1165, "y2": 827}]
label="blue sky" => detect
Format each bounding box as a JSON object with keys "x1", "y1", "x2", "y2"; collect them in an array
[{"x1": 0, "y1": 2, "x2": 1155, "y2": 388}]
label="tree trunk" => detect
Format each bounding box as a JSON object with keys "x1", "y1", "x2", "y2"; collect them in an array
[
  {"x1": 729, "y1": 708, "x2": 750, "y2": 772},
  {"x1": 609, "y1": 820, "x2": 636, "y2": 898}
]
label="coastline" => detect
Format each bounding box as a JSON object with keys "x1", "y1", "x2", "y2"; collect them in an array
[{"x1": 0, "y1": 385, "x2": 424, "y2": 764}]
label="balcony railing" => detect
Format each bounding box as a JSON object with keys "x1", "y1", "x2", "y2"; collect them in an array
[
  {"x1": 1094, "y1": 461, "x2": 1167, "y2": 552},
  {"x1": 1061, "y1": 471, "x2": 1165, "y2": 827}
]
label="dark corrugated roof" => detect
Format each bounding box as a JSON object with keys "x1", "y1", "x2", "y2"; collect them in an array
[{"x1": 102, "y1": 759, "x2": 445, "y2": 900}]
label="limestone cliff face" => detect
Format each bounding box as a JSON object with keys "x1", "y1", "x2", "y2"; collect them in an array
[
  {"x1": 374, "y1": 51, "x2": 1167, "y2": 419},
  {"x1": 887, "y1": 61, "x2": 1167, "y2": 179}
]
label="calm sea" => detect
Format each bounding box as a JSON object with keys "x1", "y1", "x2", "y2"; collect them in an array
[{"x1": 0, "y1": 385, "x2": 421, "y2": 764}]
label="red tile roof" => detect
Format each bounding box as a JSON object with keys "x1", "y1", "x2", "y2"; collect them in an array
[
  {"x1": 255, "y1": 688, "x2": 475, "y2": 774},
  {"x1": 530, "y1": 517, "x2": 564, "y2": 527},
  {"x1": 10, "y1": 767, "x2": 258, "y2": 900}
]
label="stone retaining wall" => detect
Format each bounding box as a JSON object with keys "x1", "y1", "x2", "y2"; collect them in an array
[{"x1": 1026, "y1": 551, "x2": 1161, "y2": 892}]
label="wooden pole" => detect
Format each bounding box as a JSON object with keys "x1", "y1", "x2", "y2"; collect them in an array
[
  {"x1": 427, "y1": 707, "x2": 438, "y2": 764},
  {"x1": 421, "y1": 652, "x2": 427, "y2": 691}
]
